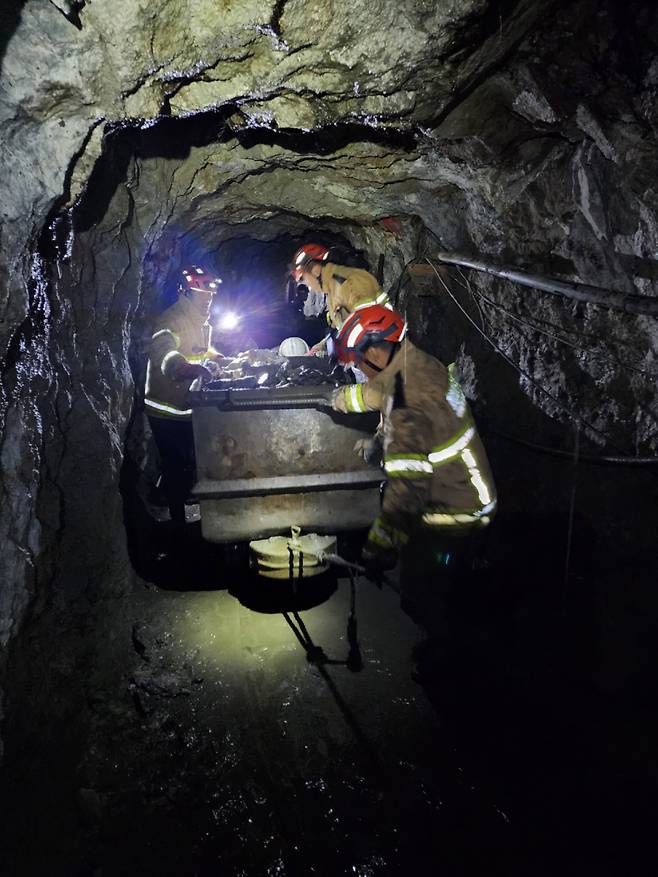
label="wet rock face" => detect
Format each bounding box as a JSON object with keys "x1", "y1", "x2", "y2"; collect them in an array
[{"x1": 0, "y1": 0, "x2": 657, "y2": 756}]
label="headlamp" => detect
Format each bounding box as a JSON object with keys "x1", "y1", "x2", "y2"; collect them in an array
[{"x1": 217, "y1": 312, "x2": 240, "y2": 330}]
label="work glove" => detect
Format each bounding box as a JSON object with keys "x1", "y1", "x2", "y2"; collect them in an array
[
  {"x1": 193, "y1": 364, "x2": 214, "y2": 383},
  {"x1": 172, "y1": 359, "x2": 214, "y2": 384},
  {"x1": 361, "y1": 516, "x2": 407, "y2": 572},
  {"x1": 330, "y1": 387, "x2": 350, "y2": 413},
  {"x1": 353, "y1": 433, "x2": 383, "y2": 466},
  {"x1": 307, "y1": 340, "x2": 328, "y2": 357},
  {"x1": 202, "y1": 359, "x2": 223, "y2": 379}
]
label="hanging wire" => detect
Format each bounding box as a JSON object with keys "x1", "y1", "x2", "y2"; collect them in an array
[
  {"x1": 391, "y1": 256, "x2": 419, "y2": 310},
  {"x1": 426, "y1": 257, "x2": 658, "y2": 464},
  {"x1": 457, "y1": 281, "x2": 658, "y2": 380},
  {"x1": 492, "y1": 428, "x2": 658, "y2": 464},
  {"x1": 456, "y1": 266, "x2": 488, "y2": 332},
  {"x1": 449, "y1": 264, "x2": 658, "y2": 378},
  {"x1": 422, "y1": 226, "x2": 658, "y2": 377},
  {"x1": 424, "y1": 256, "x2": 624, "y2": 449}
]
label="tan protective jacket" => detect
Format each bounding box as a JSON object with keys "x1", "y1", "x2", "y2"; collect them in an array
[
  {"x1": 145, "y1": 295, "x2": 214, "y2": 420},
  {"x1": 319, "y1": 263, "x2": 390, "y2": 328},
  {"x1": 333, "y1": 340, "x2": 497, "y2": 534}
]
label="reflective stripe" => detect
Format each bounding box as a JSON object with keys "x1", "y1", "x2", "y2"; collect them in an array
[
  {"x1": 161, "y1": 350, "x2": 185, "y2": 375},
  {"x1": 145, "y1": 398, "x2": 192, "y2": 417},
  {"x1": 422, "y1": 499, "x2": 497, "y2": 528},
  {"x1": 152, "y1": 328, "x2": 180, "y2": 345},
  {"x1": 345, "y1": 384, "x2": 367, "y2": 413},
  {"x1": 479, "y1": 499, "x2": 497, "y2": 516},
  {"x1": 446, "y1": 364, "x2": 467, "y2": 418},
  {"x1": 428, "y1": 426, "x2": 475, "y2": 465},
  {"x1": 422, "y1": 511, "x2": 492, "y2": 528},
  {"x1": 461, "y1": 447, "x2": 493, "y2": 507},
  {"x1": 368, "y1": 517, "x2": 408, "y2": 549},
  {"x1": 352, "y1": 292, "x2": 393, "y2": 313},
  {"x1": 367, "y1": 523, "x2": 395, "y2": 550},
  {"x1": 384, "y1": 457, "x2": 433, "y2": 477},
  {"x1": 346, "y1": 323, "x2": 365, "y2": 349}
]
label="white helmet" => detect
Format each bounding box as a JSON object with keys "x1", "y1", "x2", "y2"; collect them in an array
[{"x1": 278, "y1": 336, "x2": 310, "y2": 357}]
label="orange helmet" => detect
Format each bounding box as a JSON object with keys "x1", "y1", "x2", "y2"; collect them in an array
[
  {"x1": 334, "y1": 304, "x2": 407, "y2": 366},
  {"x1": 290, "y1": 243, "x2": 330, "y2": 282},
  {"x1": 179, "y1": 265, "x2": 222, "y2": 295}
]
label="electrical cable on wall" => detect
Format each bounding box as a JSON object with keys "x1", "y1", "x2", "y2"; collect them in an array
[
  {"x1": 425, "y1": 257, "x2": 618, "y2": 447},
  {"x1": 491, "y1": 427, "x2": 658, "y2": 465},
  {"x1": 390, "y1": 256, "x2": 418, "y2": 310},
  {"x1": 450, "y1": 266, "x2": 658, "y2": 379},
  {"x1": 424, "y1": 256, "x2": 658, "y2": 464}
]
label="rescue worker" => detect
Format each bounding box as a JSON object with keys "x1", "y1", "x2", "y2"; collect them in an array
[
  {"x1": 290, "y1": 243, "x2": 391, "y2": 351},
  {"x1": 330, "y1": 304, "x2": 497, "y2": 608},
  {"x1": 145, "y1": 265, "x2": 224, "y2": 529}
]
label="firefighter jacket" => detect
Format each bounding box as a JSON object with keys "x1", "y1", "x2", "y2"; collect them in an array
[
  {"x1": 319, "y1": 263, "x2": 390, "y2": 329},
  {"x1": 145, "y1": 295, "x2": 215, "y2": 420},
  {"x1": 332, "y1": 340, "x2": 497, "y2": 548}
]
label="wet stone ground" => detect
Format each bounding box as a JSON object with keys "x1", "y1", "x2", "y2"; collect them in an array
[
  {"x1": 79, "y1": 577, "x2": 510, "y2": 876},
  {"x1": 2, "y1": 523, "x2": 658, "y2": 876}
]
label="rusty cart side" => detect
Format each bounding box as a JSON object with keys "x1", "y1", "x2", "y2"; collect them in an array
[{"x1": 190, "y1": 384, "x2": 381, "y2": 543}]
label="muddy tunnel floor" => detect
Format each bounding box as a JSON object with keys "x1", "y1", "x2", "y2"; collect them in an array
[{"x1": 2, "y1": 524, "x2": 658, "y2": 877}]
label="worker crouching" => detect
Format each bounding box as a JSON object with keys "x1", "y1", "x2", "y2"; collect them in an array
[
  {"x1": 145, "y1": 265, "x2": 224, "y2": 529},
  {"x1": 331, "y1": 304, "x2": 497, "y2": 630}
]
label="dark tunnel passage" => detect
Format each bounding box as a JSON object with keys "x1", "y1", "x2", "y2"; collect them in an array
[{"x1": 2, "y1": 1, "x2": 658, "y2": 875}]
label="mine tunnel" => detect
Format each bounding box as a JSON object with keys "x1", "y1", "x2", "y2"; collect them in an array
[{"x1": 2, "y1": 0, "x2": 658, "y2": 874}]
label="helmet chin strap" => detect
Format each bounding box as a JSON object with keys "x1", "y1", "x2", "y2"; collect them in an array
[
  {"x1": 361, "y1": 355, "x2": 383, "y2": 373},
  {"x1": 361, "y1": 342, "x2": 398, "y2": 373}
]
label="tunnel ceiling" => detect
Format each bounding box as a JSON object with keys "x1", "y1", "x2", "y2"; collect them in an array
[
  {"x1": 2, "y1": 0, "x2": 656, "y2": 281},
  {"x1": 1, "y1": 0, "x2": 577, "y2": 263},
  {"x1": 2, "y1": 0, "x2": 656, "y2": 293}
]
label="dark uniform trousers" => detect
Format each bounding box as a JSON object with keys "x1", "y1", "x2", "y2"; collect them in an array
[
  {"x1": 399, "y1": 523, "x2": 489, "y2": 644},
  {"x1": 148, "y1": 417, "x2": 196, "y2": 527}
]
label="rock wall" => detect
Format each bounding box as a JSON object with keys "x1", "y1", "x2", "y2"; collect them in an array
[{"x1": 1, "y1": 0, "x2": 658, "y2": 751}]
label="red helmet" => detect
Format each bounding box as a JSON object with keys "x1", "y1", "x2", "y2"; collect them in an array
[
  {"x1": 291, "y1": 243, "x2": 330, "y2": 282},
  {"x1": 179, "y1": 265, "x2": 222, "y2": 295},
  {"x1": 334, "y1": 304, "x2": 407, "y2": 366}
]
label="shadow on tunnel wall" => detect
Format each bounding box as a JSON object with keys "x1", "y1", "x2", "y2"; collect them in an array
[{"x1": 0, "y1": 0, "x2": 28, "y2": 67}]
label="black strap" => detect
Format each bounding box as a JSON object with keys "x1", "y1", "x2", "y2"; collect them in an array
[{"x1": 362, "y1": 356, "x2": 383, "y2": 373}]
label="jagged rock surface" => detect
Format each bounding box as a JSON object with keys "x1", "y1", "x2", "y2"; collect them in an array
[{"x1": 0, "y1": 0, "x2": 657, "y2": 762}]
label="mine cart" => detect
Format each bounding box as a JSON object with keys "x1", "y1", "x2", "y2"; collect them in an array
[{"x1": 189, "y1": 374, "x2": 381, "y2": 546}]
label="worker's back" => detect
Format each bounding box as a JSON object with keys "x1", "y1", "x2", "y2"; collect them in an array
[
  {"x1": 145, "y1": 296, "x2": 211, "y2": 419},
  {"x1": 370, "y1": 340, "x2": 497, "y2": 519},
  {"x1": 320, "y1": 262, "x2": 389, "y2": 328}
]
